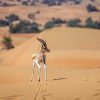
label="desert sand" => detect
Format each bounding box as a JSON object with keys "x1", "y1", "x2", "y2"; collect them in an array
[
  {"x1": 0, "y1": 3, "x2": 100, "y2": 25},
  {"x1": 0, "y1": 27, "x2": 100, "y2": 100}
]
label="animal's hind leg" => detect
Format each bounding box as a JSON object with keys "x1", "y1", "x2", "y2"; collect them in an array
[
  {"x1": 35, "y1": 61, "x2": 41, "y2": 81},
  {"x1": 31, "y1": 60, "x2": 35, "y2": 82},
  {"x1": 32, "y1": 60, "x2": 35, "y2": 74}
]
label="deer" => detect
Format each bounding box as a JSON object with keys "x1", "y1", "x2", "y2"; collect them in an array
[{"x1": 31, "y1": 37, "x2": 50, "y2": 82}]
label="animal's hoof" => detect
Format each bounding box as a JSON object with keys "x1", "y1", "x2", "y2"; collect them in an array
[{"x1": 38, "y1": 78, "x2": 40, "y2": 82}]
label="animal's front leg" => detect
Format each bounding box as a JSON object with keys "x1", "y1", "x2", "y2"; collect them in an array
[
  {"x1": 43, "y1": 64, "x2": 47, "y2": 81},
  {"x1": 32, "y1": 60, "x2": 35, "y2": 74},
  {"x1": 43, "y1": 55, "x2": 47, "y2": 81},
  {"x1": 31, "y1": 60, "x2": 35, "y2": 82}
]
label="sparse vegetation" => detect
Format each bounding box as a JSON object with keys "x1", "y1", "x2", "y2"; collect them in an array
[
  {"x1": 42, "y1": 0, "x2": 60, "y2": 6},
  {"x1": 42, "y1": 0, "x2": 83, "y2": 6},
  {"x1": 90, "y1": 0, "x2": 95, "y2": 2},
  {"x1": 1, "y1": 16, "x2": 99, "y2": 34},
  {"x1": 86, "y1": 4, "x2": 99, "y2": 12},
  {"x1": 85, "y1": 17, "x2": 100, "y2": 29},
  {"x1": 28, "y1": 11, "x2": 40, "y2": 20},
  {"x1": 30, "y1": 0, "x2": 36, "y2": 5},
  {"x1": 17, "y1": 0, "x2": 21, "y2": 2},
  {"x1": 8, "y1": 17, "x2": 99, "y2": 32},
  {"x1": 66, "y1": 19, "x2": 81, "y2": 27},
  {"x1": 6, "y1": 14, "x2": 20, "y2": 24},
  {"x1": 21, "y1": 0, "x2": 29, "y2": 5},
  {"x1": 28, "y1": 13, "x2": 35, "y2": 20},
  {"x1": 66, "y1": 18, "x2": 100, "y2": 29},
  {"x1": 35, "y1": 11, "x2": 40, "y2": 14},
  {"x1": 44, "y1": 21, "x2": 55, "y2": 29},
  {"x1": 44, "y1": 18, "x2": 66, "y2": 29},
  {"x1": 52, "y1": 18, "x2": 66, "y2": 24},
  {"x1": 9, "y1": 20, "x2": 40, "y2": 33},
  {"x1": 0, "y1": 2, "x2": 16, "y2": 7},
  {"x1": 2, "y1": 36, "x2": 14, "y2": 50},
  {"x1": 0, "y1": 19, "x2": 9, "y2": 27},
  {"x1": 74, "y1": 0, "x2": 82, "y2": 5},
  {"x1": 18, "y1": 0, "x2": 83, "y2": 6}
]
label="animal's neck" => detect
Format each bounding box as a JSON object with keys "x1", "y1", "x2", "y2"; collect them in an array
[{"x1": 40, "y1": 51, "x2": 45, "y2": 55}]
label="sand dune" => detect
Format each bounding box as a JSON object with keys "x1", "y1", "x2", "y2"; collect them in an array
[
  {"x1": 0, "y1": 27, "x2": 100, "y2": 100},
  {"x1": 0, "y1": 27, "x2": 100, "y2": 67}
]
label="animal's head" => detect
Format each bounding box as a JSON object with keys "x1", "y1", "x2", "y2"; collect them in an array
[
  {"x1": 46, "y1": 47, "x2": 50, "y2": 53},
  {"x1": 41, "y1": 44, "x2": 50, "y2": 53}
]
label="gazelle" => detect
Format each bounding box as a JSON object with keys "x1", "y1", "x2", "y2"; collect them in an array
[{"x1": 31, "y1": 37, "x2": 50, "y2": 81}]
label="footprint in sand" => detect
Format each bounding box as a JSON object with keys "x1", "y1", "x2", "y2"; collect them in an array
[
  {"x1": 74, "y1": 97, "x2": 81, "y2": 100},
  {"x1": 93, "y1": 88, "x2": 100, "y2": 97},
  {"x1": 84, "y1": 79, "x2": 88, "y2": 82},
  {"x1": 96, "y1": 66, "x2": 100, "y2": 68},
  {"x1": 93, "y1": 93, "x2": 100, "y2": 97},
  {"x1": 80, "y1": 76, "x2": 89, "y2": 82},
  {"x1": 96, "y1": 80, "x2": 100, "y2": 83},
  {"x1": 42, "y1": 93, "x2": 54, "y2": 100},
  {"x1": 94, "y1": 89, "x2": 100, "y2": 92},
  {"x1": 0, "y1": 94, "x2": 22, "y2": 100}
]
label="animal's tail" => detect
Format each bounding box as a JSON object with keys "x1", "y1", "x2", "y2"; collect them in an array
[{"x1": 32, "y1": 54, "x2": 37, "y2": 60}]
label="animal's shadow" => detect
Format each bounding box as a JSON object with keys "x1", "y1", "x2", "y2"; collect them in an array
[{"x1": 51, "y1": 77, "x2": 68, "y2": 81}]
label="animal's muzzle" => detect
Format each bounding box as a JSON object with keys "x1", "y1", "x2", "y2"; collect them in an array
[{"x1": 46, "y1": 48, "x2": 50, "y2": 52}]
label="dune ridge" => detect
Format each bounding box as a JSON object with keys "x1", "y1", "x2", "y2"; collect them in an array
[{"x1": 0, "y1": 27, "x2": 100, "y2": 67}]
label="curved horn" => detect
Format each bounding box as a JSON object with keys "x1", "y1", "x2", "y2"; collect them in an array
[{"x1": 36, "y1": 37, "x2": 47, "y2": 47}]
